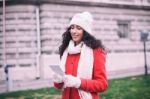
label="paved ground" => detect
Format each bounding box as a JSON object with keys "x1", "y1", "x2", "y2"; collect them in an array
[{"x1": 0, "y1": 78, "x2": 53, "y2": 93}]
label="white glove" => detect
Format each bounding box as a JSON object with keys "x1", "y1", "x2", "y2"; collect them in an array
[
  {"x1": 52, "y1": 74, "x2": 64, "y2": 83},
  {"x1": 64, "y1": 75, "x2": 81, "y2": 88}
]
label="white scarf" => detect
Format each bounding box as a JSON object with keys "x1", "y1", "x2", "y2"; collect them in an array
[{"x1": 60, "y1": 40, "x2": 93, "y2": 99}]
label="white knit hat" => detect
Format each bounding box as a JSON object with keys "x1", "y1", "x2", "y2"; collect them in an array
[{"x1": 69, "y1": 11, "x2": 93, "y2": 35}]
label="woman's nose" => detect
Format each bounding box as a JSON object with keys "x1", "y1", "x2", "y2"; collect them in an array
[{"x1": 71, "y1": 28, "x2": 77, "y2": 34}]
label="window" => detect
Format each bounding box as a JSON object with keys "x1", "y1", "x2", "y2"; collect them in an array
[{"x1": 117, "y1": 20, "x2": 130, "y2": 38}]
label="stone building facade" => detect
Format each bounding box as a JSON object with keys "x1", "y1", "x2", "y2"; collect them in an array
[{"x1": 0, "y1": 0, "x2": 150, "y2": 91}]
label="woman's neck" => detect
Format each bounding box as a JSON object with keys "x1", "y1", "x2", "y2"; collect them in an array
[
  {"x1": 74, "y1": 42, "x2": 80, "y2": 46},
  {"x1": 74, "y1": 41, "x2": 83, "y2": 47}
]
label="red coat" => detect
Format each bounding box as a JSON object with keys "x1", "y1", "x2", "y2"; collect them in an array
[{"x1": 54, "y1": 48, "x2": 108, "y2": 99}]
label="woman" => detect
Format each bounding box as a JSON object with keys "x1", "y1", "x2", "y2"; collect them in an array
[{"x1": 53, "y1": 11, "x2": 108, "y2": 99}]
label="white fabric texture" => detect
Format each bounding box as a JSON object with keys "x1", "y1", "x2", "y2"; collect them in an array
[
  {"x1": 68, "y1": 41, "x2": 83, "y2": 54},
  {"x1": 69, "y1": 11, "x2": 93, "y2": 35},
  {"x1": 63, "y1": 75, "x2": 81, "y2": 88},
  {"x1": 60, "y1": 40, "x2": 93, "y2": 99}
]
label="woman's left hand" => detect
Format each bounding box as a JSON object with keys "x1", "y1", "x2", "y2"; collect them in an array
[{"x1": 63, "y1": 75, "x2": 81, "y2": 88}]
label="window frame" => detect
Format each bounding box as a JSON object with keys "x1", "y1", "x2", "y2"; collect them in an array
[{"x1": 117, "y1": 20, "x2": 131, "y2": 39}]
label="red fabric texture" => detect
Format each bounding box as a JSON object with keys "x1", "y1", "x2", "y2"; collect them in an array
[{"x1": 54, "y1": 48, "x2": 108, "y2": 99}]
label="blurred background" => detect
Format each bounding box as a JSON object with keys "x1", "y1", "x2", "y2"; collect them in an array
[{"x1": 0, "y1": 0, "x2": 150, "y2": 98}]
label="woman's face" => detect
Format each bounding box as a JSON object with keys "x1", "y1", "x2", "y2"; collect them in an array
[{"x1": 70, "y1": 24, "x2": 84, "y2": 45}]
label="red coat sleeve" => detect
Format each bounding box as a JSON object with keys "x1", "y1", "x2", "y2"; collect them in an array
[
  {"x1": 53, "y1": 82, "x2": 64, "y2": 89},
  {"x1": 79, "y1": 48, "x2": 108, "y2": 92}
]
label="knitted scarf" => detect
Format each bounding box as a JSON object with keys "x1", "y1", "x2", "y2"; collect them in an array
[{"x1": 60, "y1": 40, "x2": 93, "y2": 99}]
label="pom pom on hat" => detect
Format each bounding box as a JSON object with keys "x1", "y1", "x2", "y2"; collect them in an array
[{"x1": 69, "y1": 11, "x2": 93, "y2": 35}]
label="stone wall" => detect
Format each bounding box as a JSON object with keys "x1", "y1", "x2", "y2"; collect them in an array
[{"x1": 0, "y1": 0, "x2": 150, "y2": 81}]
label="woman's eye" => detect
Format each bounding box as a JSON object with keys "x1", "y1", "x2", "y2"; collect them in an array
[
  {"x1": 70, "y1": 26, "x2": 74, "y2": 29},
  {"x1": 77, "y1": 27, "x2": 82, "y2": 30}
]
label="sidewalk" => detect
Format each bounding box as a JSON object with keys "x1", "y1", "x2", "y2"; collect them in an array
[{"x1": 0, "y1": 79, "x2": 53, "y2": 93}]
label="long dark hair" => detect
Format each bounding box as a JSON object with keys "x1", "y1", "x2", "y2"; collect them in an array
[{"x1": 59, "y1": 27, "x2": 105, "y2": 57}]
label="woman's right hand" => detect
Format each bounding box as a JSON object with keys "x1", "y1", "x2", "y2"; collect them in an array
[{"x1": 52, "y1": 74, "x2": 64, "y2": 83}]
